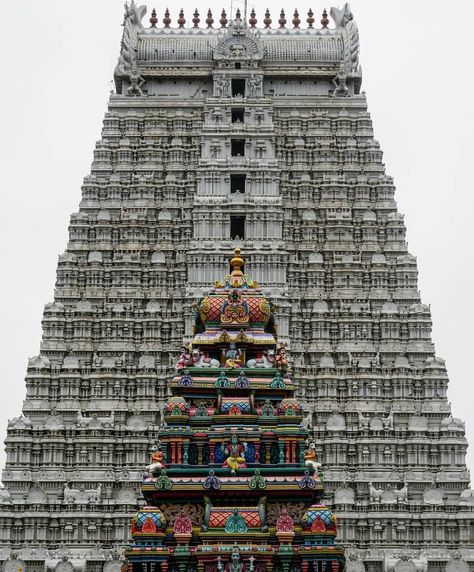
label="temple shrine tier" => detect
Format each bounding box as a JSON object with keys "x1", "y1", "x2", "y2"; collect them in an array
[{"x1": 125, "y1": 248, "x2": 345, "y2": 572}]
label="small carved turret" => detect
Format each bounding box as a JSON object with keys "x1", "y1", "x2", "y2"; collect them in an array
[
  {"x1": 249, "y1": 8, "x2": 257, "y2": 28},
  {"x1": 192, "y1": 9, "x2": 200, "y2": 28},
  {"x1": 163, "y1": 7, "x2": 171, "y2": 28},
  {"x1": 279, "y1": 9, "x2": 287, "y2": 28},
  {"x1": 321, "y1": 8, "x2": 329, "y2": 28},
  {"x1": 307, "y1": 8, "x2": 314, "y2": 28},
  {"x1": 263, "y1": 8, "x2": 272, "y2": 28},
  {"x1": 292, "y1": 9, "x2": 300, "y2": 28},
  {"x1": 206, "y1": 9, "x2": 214, "y2": 28},
  {"x1": 150, "y1": 8, "x2": 158, "y2": 28},
  {"x1": 220, "y1": 8, "x2": 228, "y2": 27},
  {"x1": 178, "y1": 8, "x2": 186, "y2": 28}
]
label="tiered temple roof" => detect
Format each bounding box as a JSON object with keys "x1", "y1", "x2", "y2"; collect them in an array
[{"x1": 125, "y1": 248, "x2": 345, "y2": 571}]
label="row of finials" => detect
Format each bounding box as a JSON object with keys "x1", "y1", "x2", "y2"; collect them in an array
[{"x1": 148, "y1": 7, "x2": 332, "y2": 30}]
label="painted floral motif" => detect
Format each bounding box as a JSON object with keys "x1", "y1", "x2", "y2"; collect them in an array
[
  {"x1": 224, "y1": 509, "x2": 248, "y2": 533},
  {"x1": 174, "y1": 510, "x2": 193, "y2": 534},
  {"x1": 154, "y1": 470, "x2": 173, "y2": 490},
  {"x1": 248, "y1": 469, "x2": 266, "y2": 490},
  {"x1": 203, "y1": 470, "x2": 222, "y2": 490},
  {"x1": 179, "y1": 369, "x2": 193, "y2": 387},
  {"x1": 276, "y1": 509, "x2": 294, "y2": 532}
]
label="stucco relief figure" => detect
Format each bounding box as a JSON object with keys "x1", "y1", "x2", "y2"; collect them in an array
[
  {"x1": 214, "y1": 76, "x2": 230, "y2": 97},
  {"x1": 304, "y1": 441, "x2": 322, "y2": 473},
  {"x1": 246, "y1": 349, "x2": 275, "y2": 368},
  {"x1": 127, "y1": 62, "x2": 145, "y2": 96},
  {"x1": 247, "y1": 75, "x2": 262, "y2": 97},
  {"x1": 225, "y1": 343, "x2": 242, "y2": 368},
  {"x1": 275, "y1": 344, "x2": 289, "y2": 373},
  {"x1": 333, "y1": 64, "x2": 349, "y2": 97},
  {"x1": 217, "y1": 548, "x2": 255, "y2": 572},
  {"x1": 64, "y1": 483, "x2": 101, "y2": 504},
  {"x1": 192, "y1": 349, "x2": 220, "y2": 368},
  {"x1": 175, "y1": 346, "x2": 192, "y2": 371},
  {"x1": 223, "y1": 433, "x2": 247, "y2": 474},
  {"x1": 145, "y1": 442, "x2": 166, "y2": 476}
]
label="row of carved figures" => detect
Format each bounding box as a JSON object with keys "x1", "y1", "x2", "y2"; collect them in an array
[
  {"x1": 146, "y1": 438, "x2": 321, "y2": 475},
  {"x1": 147, "y1": 7, "x2": 332, "y2": 30},
  {"x1": 176, "y1": 346, "x2": 288, "y2": 371}
]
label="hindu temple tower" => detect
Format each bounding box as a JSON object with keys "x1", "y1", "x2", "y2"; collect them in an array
[{"x1": 0, "y1": 2, "x2": 472, "y2": 572}]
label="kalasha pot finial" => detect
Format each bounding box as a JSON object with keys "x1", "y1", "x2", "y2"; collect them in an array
[
  {"x1": 292, "y1": 9, "x2": 300, "y2": 28},
  {"x1": 249, "y1": 8, "x2": 257, "y2": 28},
  {"x1": 220, "y1": 8, "x2": 228, "y2": 27},
  {"x1": 163, "y1": 7, "x2": 171, "y2": 28},
  {"x1": 321, "y1": 8, "x2": 329, "y2": 28},
  {"x1": 279, "y1": 9, "x2": 287, "y2": 28},
  {"x1": 206, "y1": 9, "x2": 214, "y2": 28},
  {"x1": 192, "y1": 8, "x2": 200, "y2": 27},
  {"x1": 149, "y1": 8, "x2": 158, "y2": 28},
  {"x1": 178, "y1": 8, "x2": 186, "y2": 28},
  {"x1": 263, "y1": 8, "x2": 272, "y2": 28},
  {"x1": 307, "y1": 8, "x2": 315, "y2": 28}
]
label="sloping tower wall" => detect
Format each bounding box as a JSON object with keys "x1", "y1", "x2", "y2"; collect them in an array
[{"x1": 0, "y1": 4, "x2": 472, "y2": 572}]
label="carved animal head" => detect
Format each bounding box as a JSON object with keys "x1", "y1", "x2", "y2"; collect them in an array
[{"x1": 124, "y1": 1, "x2": 147, "y2": 29}]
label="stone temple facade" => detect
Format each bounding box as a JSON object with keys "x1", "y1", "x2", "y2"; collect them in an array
[{"x1": 0, "y1": 2, "x2": 473, "y2": 572}]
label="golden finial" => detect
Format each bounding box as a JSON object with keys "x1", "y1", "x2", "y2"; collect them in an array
[{"x1": 230, "y1": 247, "x2": 244, "y2": 276}]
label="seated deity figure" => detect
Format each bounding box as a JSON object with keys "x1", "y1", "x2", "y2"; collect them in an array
[
  {"x1": 175, "y1": 346, "x2": 192, "y2": 371},
  {"x1": 223, "y1": 433, "x2": 247, "y2": 474},
  {"x1": 304, "y1": 440, "x2": 322, "y2": 473},
  {"x1": 275, "y1": 344, "x2": 289, "y2": 374},
  {"x1": 145, "y1": 441, "x2": 166, "y2": 476},
  {"x1": 225, "y1": 343, "x2": 242, "y2": 368}
]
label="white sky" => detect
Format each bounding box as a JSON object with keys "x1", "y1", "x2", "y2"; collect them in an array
[{"x1": 0, "y1": 0, "x2": 473, "y2": 474}]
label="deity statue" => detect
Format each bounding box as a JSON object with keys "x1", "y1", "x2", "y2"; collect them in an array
[
  {"x1": 223, "y1": 433, "x2": 247, "y2": 474},
  {"x1": 304, "y1": 440, "x2": 322, "y2": 473},
  {"x1": 247, "y1": 74, "x2": 262, "y2": 97},
  {"x1": 333, "y1": 63, "x2": 349, "y2": 97},
  {"x1": 175, "y1": 346, "x2": 192, "y2": 371},
  {"x1": 275, "y1": 343, "x2": 289, "y2": 374},
  {"x1": 217, "y1": 546, "x2": 255, "y2": 572},
  {"x1": 225, "y1": 342, "x2": 242, "y2": 368},
  {"x1": 145, "y1": 441, "x2": 166, "y2": 476},
  {"x1": 214, "y1": 76, "x2": 230, "y2": 97}
]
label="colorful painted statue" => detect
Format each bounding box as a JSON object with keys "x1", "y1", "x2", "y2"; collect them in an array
[
  {"x1": 275, "y1": 344, "x2": 289, "y2": 373},
  {"x1": 192, "y1": 348, "x2": 220, "y2": 368},
  {"x1": 223, "y1": 433, "x2": 247, "y2": 474},
  {"x1": 217, "y1": 547, "x2": 254, "y2": 572},
  {"x1": 175, "y1": 346, "x2": 192, "y2": 371},
  {"x1": 225, "y1": 343, "x2": 242, "y2": 368},
  {"x1": 304, "y1": 440, "x2": 322, "y2": 473},
  {"x1": 145, "y1": 441, "x2": 166, "y2": 476},
  {"x1": 246, "y1": 349, "x2": 275, "y2": 368}
]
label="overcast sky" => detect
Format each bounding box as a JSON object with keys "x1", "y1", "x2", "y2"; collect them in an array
[{"x1": 0, "y1": 0, "x2": 473, "y2": 474}]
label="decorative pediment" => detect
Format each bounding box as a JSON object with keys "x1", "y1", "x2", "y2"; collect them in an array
[{"x1": 213, "y1": 17, "x2": 265, "y2": 63}]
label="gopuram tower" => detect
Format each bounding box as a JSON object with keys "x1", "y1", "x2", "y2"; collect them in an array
[{"x1": 0, "y1": 2, "x2": 472, "y2": 572}]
